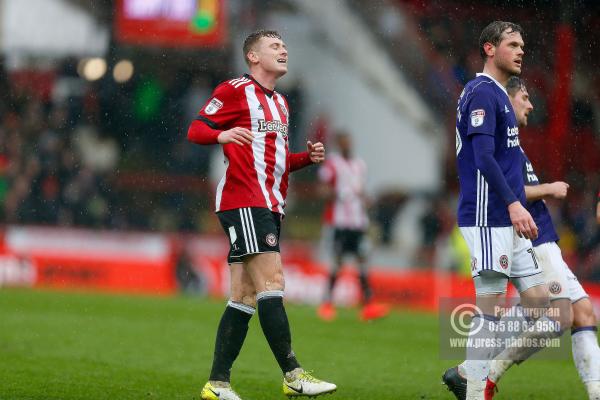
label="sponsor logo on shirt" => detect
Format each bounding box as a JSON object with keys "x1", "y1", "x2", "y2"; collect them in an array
[
  {"x1": 506, "y1": 126, "x2": 520, "y2": 148},
  {"x1": 204, "y1": 98, "x2": 223, "y2": 115},
  {"x1": 470, "y1": 109, "x2": 485, "y2": 127},
  {"x1": 525, "y1": 162, "x2": 539, "y2": 183},
  {"x1": 257, "y1": 119, "x2": 288, "y2": 137}
]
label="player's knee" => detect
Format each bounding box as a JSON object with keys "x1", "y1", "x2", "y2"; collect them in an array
[
  {"x1": 240, "y1": 294, "x2": 257, "y2": 309},
  {"x1": 230, "y1": 293, "x2": 257, "y2": 309},
  {"x1": 573, "y1": 299, "x2": 597, "y2": 328},
  {"x1": 230, "y1": 285, "x2": 257, "y2": 308},
  {"x1": 265, "y1": 270, "x2": 285, "y2": 291}
]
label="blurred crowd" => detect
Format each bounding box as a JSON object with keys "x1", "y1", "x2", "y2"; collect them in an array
[{"x1": 0, "y1": 56, "x2": 229, "y2": 231}]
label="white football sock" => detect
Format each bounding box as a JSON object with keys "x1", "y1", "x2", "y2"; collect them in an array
[
  {"x1": 460, "y1": 314, "x2": 498, "y2": 381},
  {"x1": 572, "y1": 327, "x2": 600, "y2": 399},
  {"x1": 466, "y1": 378, "x2": 485, "y2": 400}
]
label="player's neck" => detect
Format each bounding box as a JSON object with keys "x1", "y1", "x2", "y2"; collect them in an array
[
  {"x1": 249, "y1": 69, "x2": 278, "y2": 91},
  {"x1": 482, "y1": 64, "x2": 510, "y2": 87}
]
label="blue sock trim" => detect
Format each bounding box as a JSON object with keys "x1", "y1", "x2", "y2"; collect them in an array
[{"x1": 572, "y1": 326, "x2": 598, "y2": 335}]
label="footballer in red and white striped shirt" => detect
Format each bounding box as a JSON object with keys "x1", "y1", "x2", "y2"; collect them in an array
[
  {"x1": 188, "y1": 30, "x2": 336, "y2": 400},
  {"x1": 188, "y1": 70, "x2": 320, "y2": 213}
]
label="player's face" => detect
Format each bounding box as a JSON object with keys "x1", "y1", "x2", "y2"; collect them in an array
[
  {"x1": 253, "y1": 36, "x2": 288, "y2": 77},
  {"x1": 494, "y1": 30, "x2": 524, "y2": 75},
  {"x1": 510, "y1": 88, "x2": 533, "y2": 127}
]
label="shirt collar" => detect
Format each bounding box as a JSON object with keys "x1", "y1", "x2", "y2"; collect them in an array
[
  {"x1": 245, "y1": 73, "x2": 275, "y2": 97},
  {"x1": 476, "y1": 72, "x2": 508, "y2": 95}
]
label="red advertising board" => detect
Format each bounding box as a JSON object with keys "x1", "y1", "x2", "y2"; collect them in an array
[
  {"x1": 185, "y1": 235, "x2": 474, "y2": 310},
  {"x1": 114, "y1": 0, "x2": 227, "y2": 48},
  {"x1": 3, "y1": 226, "x2": 600, "y2": 314},
  {"x1": 3, "y1": 226, "x2": 176, "y2": 295}
]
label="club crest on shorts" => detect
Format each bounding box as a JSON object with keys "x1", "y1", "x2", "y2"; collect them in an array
[
  {"x1": 471, "y1": 257, "x2": 478, "y2": 271},
  {"x1": 204, "y1": 98, "x2": 223, "y2": 115},
  {"x1": 499, "y1": 255, "x2": 509, "y2": 269},
  {"x1": 470, "y1": 109, "x2": 485, "y2": 127},
  {"x1": 266, "y1": 233, "x2": 278, "y2": 247},
  {"x1": 549, "y1": 281, "x2": 562, "y2": 295}
]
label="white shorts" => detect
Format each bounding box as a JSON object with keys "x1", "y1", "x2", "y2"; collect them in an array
[
  {"x1": 535, "y1": 241, "x2": 588, "y2": 303},
  {"x1": 460, "y1": 226, "x2": 544, "y2": 294}
]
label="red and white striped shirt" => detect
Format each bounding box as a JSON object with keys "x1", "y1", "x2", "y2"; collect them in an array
[
  {"x1": 319, "y1": 153, "x2": 369, "y2": 230},
  {"x1": 188, "y1": 74, "x2": 312, "y2": 213}
]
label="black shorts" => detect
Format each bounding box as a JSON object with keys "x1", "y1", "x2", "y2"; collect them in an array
[
  {"x1": 217, "y1": 207, "x2": 281, "y2": 264},
  {"x1": 333, "y1": 229, "x2": 366, "y2": 257}
]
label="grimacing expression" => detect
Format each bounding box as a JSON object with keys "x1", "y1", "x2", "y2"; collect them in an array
[
  {"x1": 510, "y1": 88, "x2": 533, "y2": 127},
  {"x1": 489, "y1": 30, "x2": 524, "y2": 76},
  {"x1": 248, "y1": 36, "x2": 288, "y2": 77}
]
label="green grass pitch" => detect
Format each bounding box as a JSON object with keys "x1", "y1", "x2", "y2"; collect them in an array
[{"x1": 0, "y1": 289, "x2": 588, "y2": 399}]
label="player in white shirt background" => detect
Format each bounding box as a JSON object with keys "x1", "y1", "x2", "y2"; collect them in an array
[{"x1": 316, "y1": 131, "x2": 390, "y2": 322}]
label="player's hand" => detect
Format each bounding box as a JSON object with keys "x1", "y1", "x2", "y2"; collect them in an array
[
  {"x1": 217, "y1": 127, "x2": 254, "y2": 146},
  {"x1": 547, "y1": 181, "x2": 569, "y2": 199},
  {"x1": 307, "y1": 141, "x2": 325, "y2": 163},
  {"x1": 508, "y1": 201, "x2": 538, "y2": 240}
]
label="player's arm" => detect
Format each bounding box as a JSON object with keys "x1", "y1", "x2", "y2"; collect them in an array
[
  {"x1": 187, "y1": 82, "x2": 254, "y2": 146},
  {"x1": 472, "y1": 134, "x2": 538, "y2": 239},
  {"x1": 524, "y1": 181, "x2": 569, "y2": 202},
  {"x1": 187, "y1": 120, "x2": 253, "y2": 146},
  {"x1": 289, "y1": 141, "x2": 325, "y2": 172}
]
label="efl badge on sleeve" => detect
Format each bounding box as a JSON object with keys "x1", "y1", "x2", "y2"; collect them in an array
[
  {"x1": 470, "y1": 109, "x2": 485, "y2": 127},
  {"x1": 204, "y1": 98, "x2": 223, "y2": 115}
]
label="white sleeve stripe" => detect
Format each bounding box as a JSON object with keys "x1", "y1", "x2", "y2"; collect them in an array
[
  {"x1": 233, "y1": 79, "x2": 250, "y2": 88},
  {"x1": 228, "y1": 77, "x2": 250, "y2": 87}
]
